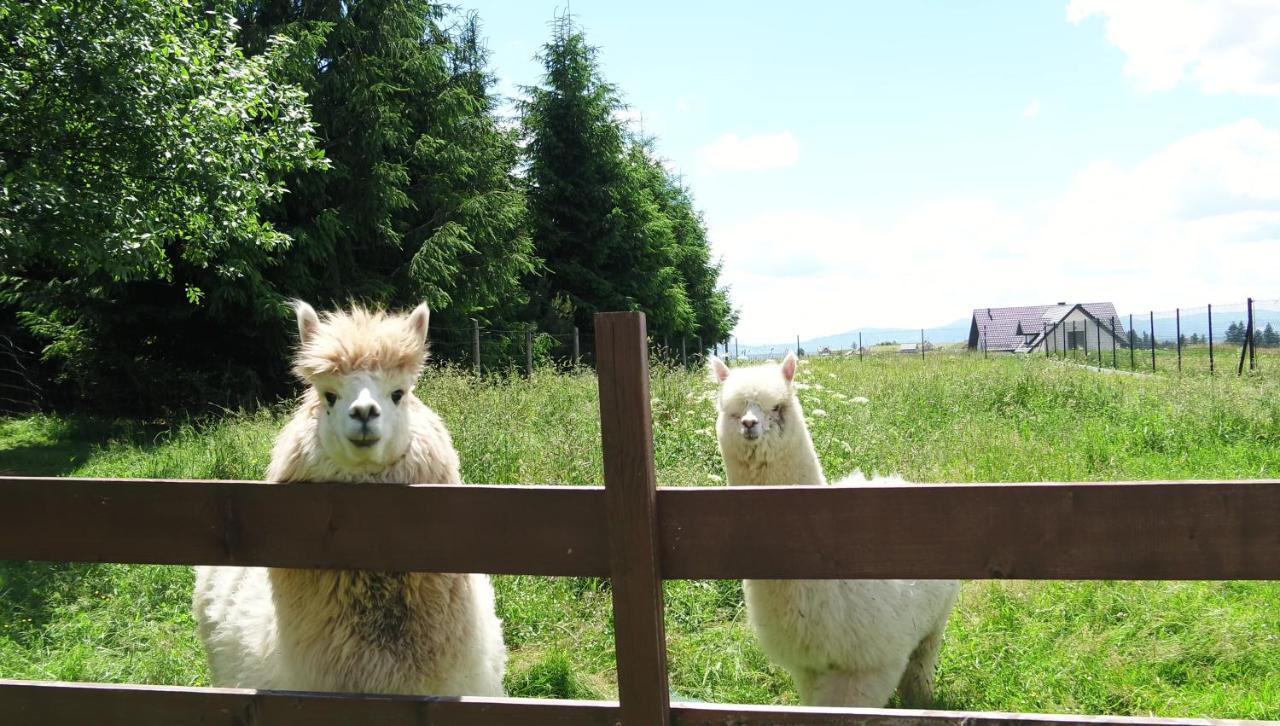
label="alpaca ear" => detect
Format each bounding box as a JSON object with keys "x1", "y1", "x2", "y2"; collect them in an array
[
  {"x1": 407, "y1": 302, "x2": 431, "y2": 344},
  {"x1": 294, "y1": 300, "x2": 319, "y2": 346},
  {"x1": 780, "y1": 351, "x2": 797, "y2": 384},
  {"x1": 707, "y1": 356, "x2": 730, "y2": 384}
]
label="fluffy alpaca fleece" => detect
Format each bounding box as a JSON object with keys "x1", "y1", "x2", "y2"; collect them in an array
[
  {"x1": 707, "y1": 353, "x2": 959, "y2": 708},
  {"x1": 192, "y1": 302, "x2": 505, "y2": 696}
]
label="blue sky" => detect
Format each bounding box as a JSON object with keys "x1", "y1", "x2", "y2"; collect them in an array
[{"x1": 462, "y1": 1, "x2": 1280, "y2": 343}]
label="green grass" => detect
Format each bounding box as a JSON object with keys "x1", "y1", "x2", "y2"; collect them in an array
[{"x1": 2, "y1": 355, "x2": 1280, "y2": 718}]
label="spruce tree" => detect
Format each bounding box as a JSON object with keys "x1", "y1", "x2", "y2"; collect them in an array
[
  {"x1": 520, "y1": 15, "x2": 735, "y2": 344},
  {"x1": 236, "y1": 1, "x2": 536, "y2": 340},
  {"x1": 1263, "y1": 323, "x2": 1279, "y2": 347}
]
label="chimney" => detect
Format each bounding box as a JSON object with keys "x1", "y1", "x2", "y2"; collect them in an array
[{"x1": 1056, "y1": 302, "x2": 1066, "y2": 306}]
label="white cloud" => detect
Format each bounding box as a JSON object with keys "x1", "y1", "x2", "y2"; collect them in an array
[
  {"x1": 697, "y1": 132, "x2": 800, "y2": 171},
  {"x1": 1068, "y1": 0, "x2": 1280, "y2": 96},
  {"x1": 715, "y1": 119, "x2": 1280, "y2": 342},
  {"x1": 1023, "y1": 99, "x2": 1041, "y2": 118}
]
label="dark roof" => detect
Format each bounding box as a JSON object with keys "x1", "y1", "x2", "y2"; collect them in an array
[{"x1": 969, "y1": 302, "x2": 1125, "y2": 352}]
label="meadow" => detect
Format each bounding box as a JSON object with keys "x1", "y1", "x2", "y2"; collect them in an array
[{"x1": 2, "y1": 353, "x2": 1280, "y2": 718}]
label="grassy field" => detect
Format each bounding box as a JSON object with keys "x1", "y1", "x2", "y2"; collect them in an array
[{"x1": 2, "y1": 354, "x2": 1280, "y2": 718}]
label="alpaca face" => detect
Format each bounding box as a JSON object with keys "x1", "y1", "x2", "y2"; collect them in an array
[
  {"x1": 292, "y1": 300, "x2": 431, "y2": 472},
  {"x1": 312, "y1": 369, "x2": 417, "y2": 469},
  {"x1": 708, "y1": 352, "x2": 803, "y2": 462}
]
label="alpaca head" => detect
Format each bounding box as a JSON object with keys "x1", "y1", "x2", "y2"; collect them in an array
[
  {"x1": 707, "y1": 352, "x2": 805, "y2": 462},
  {"x1": 291, "y1": 301, "x2": 431, "y2": 470}
]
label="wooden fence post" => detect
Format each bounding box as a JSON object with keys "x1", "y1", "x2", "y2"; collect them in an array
[
  {"x1": 526, "y1": 326, "x2": 533, "y2": 377},
  {"x1": 471, "y1": 318, "x2": 480, "y2": 376},
  {"x1": 594, "y1": 312, "x2": 671, "y2": 726}
]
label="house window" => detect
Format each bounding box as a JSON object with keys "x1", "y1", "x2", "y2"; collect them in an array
[{"x1": 1067, "y1": 329, "x2": 1085, "y2": 350}]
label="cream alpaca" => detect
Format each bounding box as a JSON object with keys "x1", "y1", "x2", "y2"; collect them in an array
[
  {"x1": 192, "y1": 302, "x2": 505, "y2": 695},
  {"x1": 707, "y1": 353, "x2": 958, "y2": 708}
]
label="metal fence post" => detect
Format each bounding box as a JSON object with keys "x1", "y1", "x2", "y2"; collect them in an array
[
  {"x1": 1129, "y1": 314, "x2": 1135, "y2": 370},
  {"x1": 1175, "y1": 308, "x2": 1181, "y2": 374},
  {"x1": 472, "y1": 318, "x2": 481, "y2": 376},
  {"x1": 1208, "y1": 304, "x2": 1215, "y2": 375},
  {"x1": 796, "y1": 335, "x2": 801, "y2": 357},
  {"x1": 735, "y1": 337, "x2": 739, "y2": 360},
  {"x1": 681, "y1": 337, "x2": 687, "y2": 367},
  {"x1": 1111, "y1": 317, "x2": 1117, "y2": 368},
  {"x1": 1239, "y1": 297, "x2": 1254, "y2": 376},
  {"x1": 698, "y1": 336, "x2": 703, "y2": 364},
  {"x1": 859, "y1": 332, "x2": 863, "y2": 362},
  {"x1": 573, "y1": 326, "x2": 581, "y2": 367},
  {"x1": 1249, "y1": 297, "x2": 1256, "y2": 371},
  {"x1": 1044, "y1": 322, "x2": 1049, "y2": 358},
  {"x1": 920, "y1": 329, "x2": 925, "y2": 360},
  {"x1": 1095, "y1": 319, "x2": 1102, "y2": 368},
  {"x1": 1149, "y1": 311, "x2": 1156, "y2": 372}
]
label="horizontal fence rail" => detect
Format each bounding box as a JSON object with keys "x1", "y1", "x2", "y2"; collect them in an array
[
  {"x1": 2, "y1": 477, "x2": 1279, "y2": 580},
  {"x1": 0, "y1": 680, "x2": 1266, "y2": 726}
]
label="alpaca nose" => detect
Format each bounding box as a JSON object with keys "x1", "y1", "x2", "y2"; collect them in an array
[
  {"x1": 349, "y1": 399, "x2": 380, "y2": 423},
  {"x1": 742, "y1": 418, "x2": 758, "y2": 431}
]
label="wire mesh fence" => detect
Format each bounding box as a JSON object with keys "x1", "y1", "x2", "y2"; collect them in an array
[
  {"x1": 0, "y1": 335, "x2": 44, "y2": 416},
  {"x1": 1035, "y1": 297, "x2": 1277, "y2": 375}
]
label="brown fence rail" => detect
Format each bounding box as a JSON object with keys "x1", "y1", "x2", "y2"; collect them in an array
[{"x1": 0, "y1": 312, "x2": 1276, "y2": 725}]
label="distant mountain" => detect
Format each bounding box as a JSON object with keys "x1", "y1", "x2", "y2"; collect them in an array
[{"x1": 734, "y1": 318, "x2": 972, "y2": 358}]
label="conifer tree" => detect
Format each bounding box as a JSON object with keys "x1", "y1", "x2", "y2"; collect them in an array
[
  {"x1": 236, "y1": 1, "x2": 536, "y2": 336},
  {"x1": 520, "y1": 15, "x2": 735, "y2": 343}
]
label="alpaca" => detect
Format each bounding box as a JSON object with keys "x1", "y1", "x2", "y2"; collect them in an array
[
  {"x1": 192, "y1": 301, "x2": 506, "y2": 696},
  {"x1": 707, "y1": 352, "x2": 959, "y2": 708}
]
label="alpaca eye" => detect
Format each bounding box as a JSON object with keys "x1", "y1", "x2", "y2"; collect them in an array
[
  {"x1": 391, "y1": 389, "x2": 404, "y2": 404},
  {"x1": 324, "y1": 392, "x2": 337, "y2": 406},
  {"x1": 772, "y1": 404, "x2": 783, "y2": 413}
]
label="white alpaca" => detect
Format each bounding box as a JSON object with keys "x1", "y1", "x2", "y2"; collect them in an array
[
  {"x1": 192, "y1": 302, "x2": 505, "y2": 696},
  {"x1": 707, "y1": 352, "x2": 958, "y2": 708}
]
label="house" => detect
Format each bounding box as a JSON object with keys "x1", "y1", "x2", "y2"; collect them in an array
[
  {"x1": 898, "y1": 343, "x2": 917, "y2": 354},
  {"x1": 968, "y1": 302, "x2": 1128, "y2": 354}
]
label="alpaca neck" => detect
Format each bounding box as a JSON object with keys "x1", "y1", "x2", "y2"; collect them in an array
[{"x1": 724, "y1": 421, "x2": 826, "y2": 487}]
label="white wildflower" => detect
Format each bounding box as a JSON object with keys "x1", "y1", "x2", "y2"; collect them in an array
[
  {"x1": 708, "y1": 474, "x2": 723, "y2": 483},
  {"x1": 794, "y1": 382, "x2": 812, "y2": 390},
  {"x1": 812, "y1": 408, "x2": 828, "y2": 417},
  {"x1": 851, "y1": 396, "x2": 870, "y2": 404}
]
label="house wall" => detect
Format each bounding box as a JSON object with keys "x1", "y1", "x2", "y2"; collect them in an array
[{"x1": 1036, "y1": 309, "x2": 1125, "y2": 356}]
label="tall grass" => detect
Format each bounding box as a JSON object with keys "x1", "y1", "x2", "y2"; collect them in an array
[{"x1": 1, "y1": 355, "x2": 1279, "y2": 717}]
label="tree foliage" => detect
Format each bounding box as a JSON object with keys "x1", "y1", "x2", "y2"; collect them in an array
[
  {"x1": 1, "y1": 4, "x2": 735, "y2": 413},
  {"x1": 234, "y1": 0, "x2": 536, "y2": 336},
  {"x1": 0, "y1": 0, "x2": 326, "y2": 410},
  {"x1": 520, "y1": 16, "x2": 735, "y2": 345}
]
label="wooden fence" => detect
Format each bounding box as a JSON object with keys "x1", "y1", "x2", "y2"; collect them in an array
[{"x1": 0, "y1": 312, "x2": 1275, "y2": 725}]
